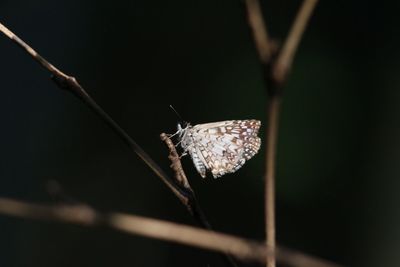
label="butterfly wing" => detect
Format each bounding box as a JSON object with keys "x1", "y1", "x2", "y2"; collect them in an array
[{"x1": 189, "y1": 120, "x2": 261, "y2": 178}]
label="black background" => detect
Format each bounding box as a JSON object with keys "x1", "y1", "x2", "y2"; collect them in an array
[{"x1": 1, "y1": 1, "x2": 399, "y2": 266}]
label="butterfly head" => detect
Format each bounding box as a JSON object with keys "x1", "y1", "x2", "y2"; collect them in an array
[{"x1": 177, "y1": 121, "x2": 190, "y2": 138}]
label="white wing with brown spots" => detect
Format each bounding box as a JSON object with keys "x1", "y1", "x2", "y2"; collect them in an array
[{"x1": 178, "y1": 120, "x2": 261, "y2": 178}]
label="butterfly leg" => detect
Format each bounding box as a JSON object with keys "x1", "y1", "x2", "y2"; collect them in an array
[
  {"x1": 174, "y1": 139, "x2": 183, "y2": 148},
  {"x1": 166, "y1": 130, "x2": 180, "y2": 138},
  {"x1": 178, "y1": 145, "x2": 190, "y2": 159}
]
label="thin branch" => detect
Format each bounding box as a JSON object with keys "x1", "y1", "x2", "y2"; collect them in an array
[
  {"x1": 244, "y1": 0, "x2": 272, "y2": 63},
  {"x1": 159, "y1": 133, "x2": 209, "y2": 227},
  {"x1": 0, "y1": 21, "x2": 241, "y2": 267},
  {"x1": 160, "y1": 133, "x2": 192, "y2": 190},
  {"x1": 273, "y1": 0, "x2": 319, "y2": 85},
  {"x1": 160, "y1": 133, "x2": 239, "y2": 267},
  {"x1": 0, "y1": 21, "x2": 212, "y2": 225},
  {"x1": 264, "y1": 3, "x2": 319, "y2": 265},
  {"x1": 0, "y1": 197, "x2": 342, "y2": 267},
  {"x1": 243, "y1": 2, "x2": 276, "y2": 267},
  {"x1": 0, "y1": 22, "x2": 185, "y2": 203},
  {"x1": 244, "y1": 1, "x2": 319, "y2": 267},
  {"x1": 264, "y1": 96, "x2": 280, "y2": 267},
  {"x1": 0, "y1": 24, "x2": 65, "y2": 78}
]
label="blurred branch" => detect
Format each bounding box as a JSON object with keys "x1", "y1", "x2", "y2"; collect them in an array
[
  {"x1": 244, "y1": 0, "x2": 272, "y2": 63},
  {"x1": 0, "y1": 197, "x2": 342, "y2": 267},
  {"x1": 244, "y1": 2, "x2": 276, "y2": 267},
  {"x1": 244, "y1": 1, "x2": 319, "y2": 267},
  {"x1": 263, "y1": 94, "x2": 280, "y2": 267},
  {"x1": 273, "y1": 0, "x2": 319, "y2": 85}
]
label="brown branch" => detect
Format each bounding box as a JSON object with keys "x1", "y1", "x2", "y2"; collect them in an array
[
  {"x1": 244, "y1": 1, "x2": 319, "y2": 267},
  {"x1": 160, "y1": 133, "x2": 192, "y2": 191},
  {"x1": 0, "y1": 20, "x2": 252, "y2": 267},
  {"x1": 244, "y1": 2, "x2": 276, "y2": 267},
  {"x1": 159, "y1": 133, "x2": 209, "y2": 226},
  {"x1": 0, "y1": 21, "x2": 239, "y2": 267},
  {"x1": 265, "y1": 3, "x2": 319, "y2": 266},
  {"x1": 273, "y1": 0, "x2": 319, "y2": 85},
  {"x1": 0, "y1": 197, "x2": 343, "y2": 267},
  {"x1": 244, "y1": 0, "x2": 272, "y2": 63},
  {"x1": 0, "y1": 21, "x2": 200, "y2": 223},
  {"x1": 0, "y1": 21, "x2": 183, "y2": 200},
  {"x1": 264, "y1": 96, "x2": 280, "y2": 267},
  {"x1": 160, "y1": 133, "x2": 239, "y2": 267},
  {"x1": 1, "y1": 22, "x2": 245, "y2": 267}
]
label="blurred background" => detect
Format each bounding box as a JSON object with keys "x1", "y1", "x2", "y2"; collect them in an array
[{"x1": 0, "y1": 0, "x2": 399, "y2": 266}]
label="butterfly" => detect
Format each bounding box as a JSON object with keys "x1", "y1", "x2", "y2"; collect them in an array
[{"x1": 176, "y1": 120, "x2": 261, "y2": 178}]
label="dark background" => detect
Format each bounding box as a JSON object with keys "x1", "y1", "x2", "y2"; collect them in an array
[{"x1": 0, "y1": 0, "x2": 399, "y2": 266}]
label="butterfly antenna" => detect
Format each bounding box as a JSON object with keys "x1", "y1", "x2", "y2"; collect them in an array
[{"x1": 169, "y1": 105, "x2": 186, "y2": 126}]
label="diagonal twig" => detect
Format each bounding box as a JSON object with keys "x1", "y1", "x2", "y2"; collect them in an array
[
  {"x1": 160, "y1": 133, "x2": 239, "y2": 267},
  {"x1": 244, "y1": 0, "x2": 272, "y2": 64},
  {"x1": 160, "y1": 133, "x2": 192, "y2": 191},
  {"x1": 0, "y1": 22, "x2": 185, "y2": 204},
  {"x1": 0, "y1": 21, "x2": 240, "y2": 267},
  {"x1": 0, "y1": 21, "x2": 222, "y2": 245},
  {"x1": 273, "y1": 0, "x2": 320, "y2": 85},
  {"x1": 159, "y1": 133, "x2": 211, "y2": 228}
]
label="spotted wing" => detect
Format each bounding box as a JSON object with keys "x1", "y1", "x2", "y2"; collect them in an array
[{"x1": 190, "y1": 120, "x2": 261, "y2": 178}]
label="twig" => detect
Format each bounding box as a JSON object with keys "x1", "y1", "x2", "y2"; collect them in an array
[
  {"x1": 264, "y1": 96, "x2": 280, "y2": 267},
  {"x1": 0, "y1": 21, "x2": 239, "y2": 267},
  {"x1": 265, "y1": 4, "x2": 319, "y2": 266},
  {"x1": 160, "y1": 133, "x2": 239, "y2": 267},
  {"x1": 273, "y1": 0, "x2": 319, "y2": 85},
  {"x1": 244, "y1": 0, "x2": 272, "y2": 63},
  {"x1": 0, "y1": 197, "x2": 342, "y2": 267},
  {"x1": 0, "y1": 22, "x2": 185, "y2": 202},
  {"x1": 160, "y1": 133, "x2": 192, "y2": 190},
  {"x1": 243, "y1": 2, "x2": 276, "y2": 266},
  {"x1": 159, "y1": 133, "x2": 210, "y2": 226},
  {"x1": 1, "y1": 21, "x2": 238, "y2": 267},
  {"x1": 244, "y1": 1, "x2": 319, "y2": 267},
  {"x1": 0, "y1": 21, "x2": 206, "y2": 225},
  {"x1": 159, "y1": 133, "x2": 211, "y2": 227}
]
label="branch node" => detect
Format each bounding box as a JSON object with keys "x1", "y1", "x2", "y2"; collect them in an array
[{"x1": 51, "y1": 74, "x2": 78, "y2": 91}]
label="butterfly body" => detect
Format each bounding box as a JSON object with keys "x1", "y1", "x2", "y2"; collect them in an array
[{"x1": 177, "y1": 120, "x2": 261, "y2": 178}]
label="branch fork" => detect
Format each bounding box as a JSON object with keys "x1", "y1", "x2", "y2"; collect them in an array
[{"x1": 244, "y1": 1, "x2": 319, "y2": 267}]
